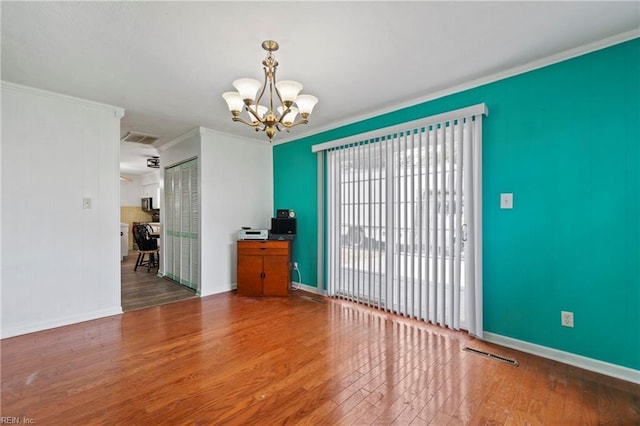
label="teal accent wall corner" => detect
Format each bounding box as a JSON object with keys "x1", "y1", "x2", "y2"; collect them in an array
[
  {"x1": 273, "y1": 38, "x2": 640, "y2": 370},
  {"x1": 273, "y1": 140, "x2": 319, "y2": 288}
]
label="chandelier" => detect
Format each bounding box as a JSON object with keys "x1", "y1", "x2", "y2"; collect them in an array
[{"x1": 222, "y1": 40, "x2": 318, "y2": 142}]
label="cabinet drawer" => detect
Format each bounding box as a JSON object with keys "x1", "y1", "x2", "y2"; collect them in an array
[
  {"x1": 237, "y1": 241, "x2": 290, "y2": 256},
  {"x1": 238, "y1": 240, "x2": 289, "y2": 250},
  {"x1": 239, "y1": 248, "x2": 289, "y2": 256}
]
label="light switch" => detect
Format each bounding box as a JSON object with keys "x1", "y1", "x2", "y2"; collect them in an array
[{"x1": 500, "y1": 193, "x2": 513, "y2": 209}]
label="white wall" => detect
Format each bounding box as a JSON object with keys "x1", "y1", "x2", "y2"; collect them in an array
[
  {"x1": 159, "y1": 127, "x2": 272, "y2": 297},
  {"x1": 1, "y1": 82, "x2": 124, "y2": 338},
  {"x1": 119, "y1": 173, "x2": 160, "y2": 207},
  {"x1": 200, "y1": 129, "x2": 272, "y2": 296},
  {"x1": 121, "y1": 168, "x2": 161, "y2": 207},
  {"x1": 120, "y1": 178, "x2": 144, "y2": 206},
  {"x1": 140, "y1": 170, "x2": 161, "y2": 186}
]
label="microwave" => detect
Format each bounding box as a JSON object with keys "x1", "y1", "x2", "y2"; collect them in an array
[{"x1": 141, "y1": 197, "x2": 153, "y2": 211}]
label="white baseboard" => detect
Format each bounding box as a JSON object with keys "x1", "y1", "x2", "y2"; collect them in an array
[
  {"x1": 1, "y1": 306, "x2": 123, "y2": 339},
  {"x1": 482, "y1": 332, "x2": 640, "y2": 384},
  {"x1": 291, "y1": 281, "x2": 327, "y2": 296},
  {"x1": 228, "y1": 281, "x2": 324, "y2": 295}
]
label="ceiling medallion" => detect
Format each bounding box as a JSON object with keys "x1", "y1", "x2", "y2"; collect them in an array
[{"x1": 222, "y1": 40, "x2": 318, "y2": 142}]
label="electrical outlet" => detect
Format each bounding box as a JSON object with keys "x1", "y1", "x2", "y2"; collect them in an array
[
  {"x1": 500, "y1": 193, "x2": 513, "y2": 209},
  {"x1": 561, "y1": 311, "x2": 574, "y2": 328},
  {"x1": 293, "y1": 262, "x2": 299, "y2": 270}
]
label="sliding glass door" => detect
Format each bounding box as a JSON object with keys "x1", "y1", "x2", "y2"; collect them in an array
[{"x1": 317, "y1": 105, "x2": 485, "y2": 336}]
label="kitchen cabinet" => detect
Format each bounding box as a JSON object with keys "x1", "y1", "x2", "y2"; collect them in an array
[{"x1": 237, "y1": 240, "x2": 290, "y2": 296}]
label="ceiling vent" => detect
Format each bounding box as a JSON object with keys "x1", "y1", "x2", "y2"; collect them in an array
[{"x1": 121, "y1": 131, "x2": 159, "y2": 145}]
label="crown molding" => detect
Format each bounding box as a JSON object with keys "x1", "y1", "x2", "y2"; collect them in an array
[
  {"x1": 1, "y1": 80, "x2": 125, "y2": 118},
  {"x1": 157, "y1": 127, "x2": 202, "y2": 151},
  {"x1": 199, "y1": 127, "x2": 270, "y2": 146},
  {"x1": 160, "y1": 126, "x2": 270, "y2": 150}
]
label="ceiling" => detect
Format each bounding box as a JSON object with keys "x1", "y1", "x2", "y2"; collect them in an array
[{"x1": 2, "y1": 1, "x2": 639, "y2": 176}]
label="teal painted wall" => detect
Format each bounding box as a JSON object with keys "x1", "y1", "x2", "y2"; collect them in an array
[{"x1": 273, "y1": 38, "x2": 640, "y2": 370}]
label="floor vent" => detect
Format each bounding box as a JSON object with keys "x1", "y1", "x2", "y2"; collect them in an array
[{"x1": 463, "y1": 347, "x2": 519, "y2": 366}]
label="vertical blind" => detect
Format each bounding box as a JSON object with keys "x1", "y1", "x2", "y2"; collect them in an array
[
  {"x1": 164, "y1": 158, "x2": 200, "y2": 292},
  {"x1": 314, "y1": 104, "x2": 486, "y2": 336}
]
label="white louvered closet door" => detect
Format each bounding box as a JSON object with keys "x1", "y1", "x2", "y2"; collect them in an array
[{"x1": 164, "y1": 158, "x2": 199, "y2": 292}]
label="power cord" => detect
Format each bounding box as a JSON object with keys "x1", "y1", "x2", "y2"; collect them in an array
[{"x1": 292, "y1": 264, "x2": 302, "y2": 291}]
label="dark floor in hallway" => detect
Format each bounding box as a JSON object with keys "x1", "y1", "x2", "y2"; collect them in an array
[{"x1": 121, "y1": 251, "x2": 196, "y2": 311}]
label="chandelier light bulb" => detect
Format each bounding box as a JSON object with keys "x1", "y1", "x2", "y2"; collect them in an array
[
  {"x1": 275, "y1": 80, "x2": 303, "y2": 105},
  {"x1": 248, "y1": 105, "x2": 268, "y2": 123},
  {"x1": 295, "y1": 94, "x2": 318, "y2": 118},
  {"x1": 233, "y1": 78, "x2": 262, "y2": 103},
  {"x1": 222, "y1": 92, "x2": 243, "y2": 115},
  {"x1": 277, "y1": 106, "x2": 299, "y2": 126}
]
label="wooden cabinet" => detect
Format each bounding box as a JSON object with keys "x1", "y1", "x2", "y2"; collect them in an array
[{"x1": 237, "y1": 240, "x2": 291, "y2": 296}]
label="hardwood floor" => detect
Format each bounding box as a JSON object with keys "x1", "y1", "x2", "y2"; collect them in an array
[
  {"x1": 121, "y1": 250, "x2": 196, "y2": 311},
  {"x1": 1, "y1": 291, "x2": 638, "y2": 425}
]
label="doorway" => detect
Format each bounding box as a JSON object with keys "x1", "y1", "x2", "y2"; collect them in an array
[{"x1": 120, "y1": 142, "x2": 197, "y2": 310}]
